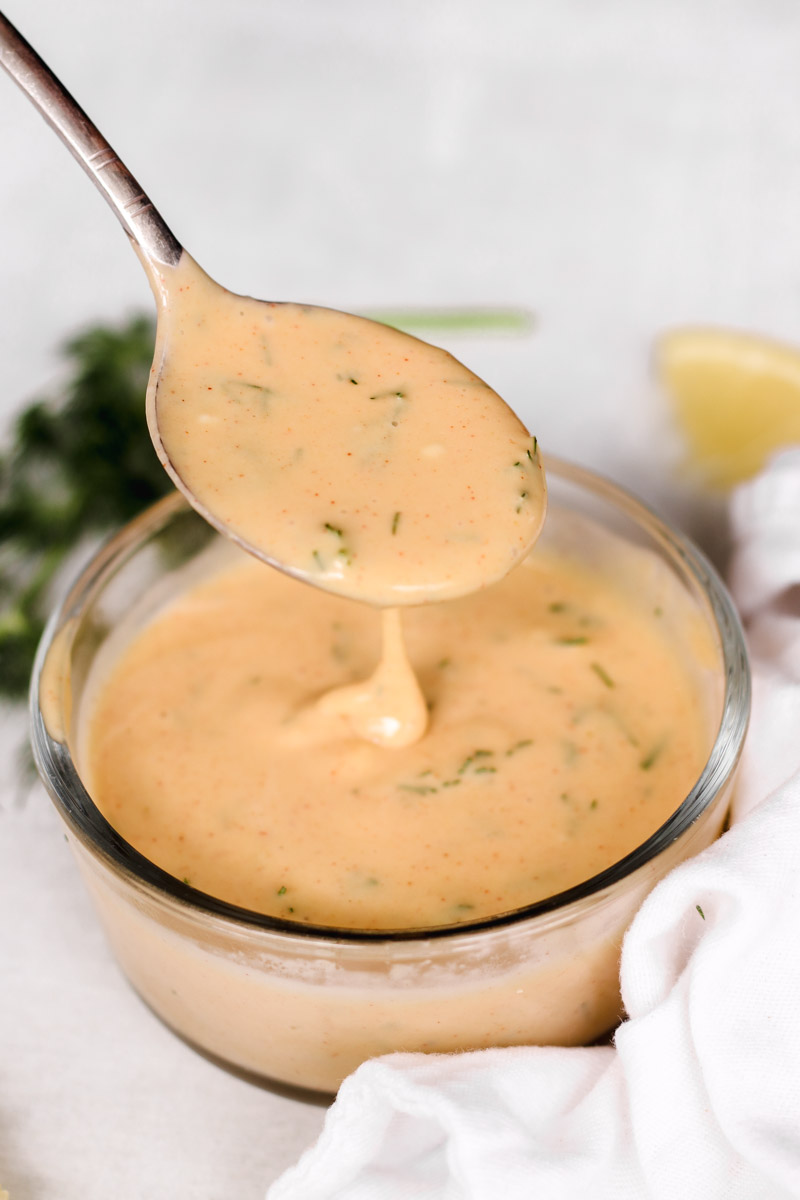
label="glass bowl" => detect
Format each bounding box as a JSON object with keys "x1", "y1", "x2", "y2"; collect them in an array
[{"x1": 30, "y1": 457, "x2": 750, "y2": 1095}]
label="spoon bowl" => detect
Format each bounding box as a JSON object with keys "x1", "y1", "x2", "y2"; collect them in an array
[{"x1": 0, "y1": 12, "x2": 545, "y2": 605}]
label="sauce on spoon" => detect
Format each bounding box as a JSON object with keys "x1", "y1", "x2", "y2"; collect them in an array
[{"x1": 146, "y1": 254, "x2": 546, "y2": 608}]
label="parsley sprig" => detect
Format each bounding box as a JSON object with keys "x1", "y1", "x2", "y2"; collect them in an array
[{"x1": 0, "y1": 315, "x2": 169, "y2": 698}]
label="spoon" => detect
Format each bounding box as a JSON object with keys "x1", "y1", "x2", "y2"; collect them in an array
[{"x1": 0, "y1": 12, "x2": 546, "y2": 608}]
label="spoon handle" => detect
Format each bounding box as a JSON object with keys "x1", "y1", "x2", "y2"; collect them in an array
[{"x1": 0, "y1": 11, "x2": 181, "y2": 268}]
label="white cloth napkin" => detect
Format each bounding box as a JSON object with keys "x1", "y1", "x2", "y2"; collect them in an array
[{"x1": 269, "y1": 449, "x2": 800, "y2": 1200}]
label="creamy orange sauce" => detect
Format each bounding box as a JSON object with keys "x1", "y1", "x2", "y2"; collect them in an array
[
  {"x1": 146, "y1": 254, "x2": 546, "y2": 608},
  {"x1": 85, "y1": 547, "x2": 710, "y2": 931}
]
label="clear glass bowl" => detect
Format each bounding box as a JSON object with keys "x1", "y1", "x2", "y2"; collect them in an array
[{"x1": 30, "y1": 458, "x2": 750, "y2": 1094}]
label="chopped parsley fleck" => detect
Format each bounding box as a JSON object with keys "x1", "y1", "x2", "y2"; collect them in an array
[
  {"x1": 590, "y1": 662, "x2": 615, "y2": 688},
  {"x1": 277, "y1": 885, "x2": 287, "y2": 895},
  {"x1": 474, "y1": 766, "x2": 497, "y2": 774},
  {"x1": 442, "y1": 779, "x2": 462, "y2": 788},
  {"x1": 437, "y1": 657, "x2": 451, "y2": 669},
  {"x1": 369, "y1": 388, "x2": 406, "y2": 400},
  {"x1": 506, "y1": 738, "x2": 533, "y2": 756},
  {"x1": 556, "y1": 636, "x2": 589, "y2": 646},
  {"x1": 589, "y1": 799, "x2": 599, "y2": 810},
  {"x1": 397, "y1": 783, "x2": 438, "y2": 795},
  {"x1": 696, "y1": 904, "x2": 705, "y2": 920},
  {"x1": 548, "y1": 601, "x2": 567, "y2": 613},
  {"x1": 563, "y1": 740, "x2": 580, "y2": 765},
  {"x1": 323, "y1": 522, "x2": 343, "y2": 537},
  {"x1": 639, "y1": 742, "x2": 665, "y2": 771},
  {"x1": 182, "y1": 877, "x2": 191, "y2": 886},
  {"x1": 391, "y1": 511, "x2": 401, "y2": 535}
]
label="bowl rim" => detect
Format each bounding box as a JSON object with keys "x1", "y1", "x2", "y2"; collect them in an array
[{"x1": 29, "y1": 456, "x2": 751, "y2": 945}]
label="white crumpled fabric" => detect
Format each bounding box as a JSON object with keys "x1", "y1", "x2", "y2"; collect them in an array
[{"x1": 269, "y1": 449, "x2": 800, "y2": 1200}]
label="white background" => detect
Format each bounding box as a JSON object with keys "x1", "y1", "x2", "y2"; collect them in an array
[{"x1": 2, "y1": 1, "x2": 800, "y2": 1196}]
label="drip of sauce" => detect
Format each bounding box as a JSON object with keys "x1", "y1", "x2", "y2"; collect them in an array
[
  {"x1": 313, "y1": 608, "x2": 428, "y2": 748},
  {"x1": 145, "y1": 254, "x2": 546, "y2": 608}
]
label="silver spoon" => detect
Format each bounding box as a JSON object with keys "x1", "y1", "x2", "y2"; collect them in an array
[{"x1": 0, "y1": 12, "x2": 545, "y2": 607}]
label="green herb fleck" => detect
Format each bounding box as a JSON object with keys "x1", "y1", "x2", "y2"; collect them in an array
[
  {"x1": 474, "y1": 766, "x2": 497, "y2": 775},
  {"x1": 369, "y1": 388, "x2": 407, "y2": 400},
  {"x1": 548, "y1": 602, "x2": 567, "y2": 613},
  {"x1": 349, "y1": 378, "x2": 359, "y2": 385},
  {"x1": 556, "y1": 636, "x2": 589, "y2": 646},
  {"x1": 312, "y1": 550, "x2": 324, "y2": 569},
  {"x1": 639, "y1": 742, "x2": 665, "y2": 771},
  {"x1": 182, "y1": 877, "x2": 191, "y2": 886},
  {"x1": 563, "y1": 740, "x2": 580, "y2": 766},
  {"x1": 391, "y1": 511, "x2": 401, "y2": 535},
  {"x1": 442, "y1": 779, "x2": 462, "y2": 788},
  {"x1": 506, "y1": 738, "x2": 533, "y2": 756},
  {"x1": 323, "y1": 522, "x2": 343, "y2": 537},
  {"x1": 437, "y1": 657, "x2": 451, "y2": 669},
  {"x1": 696, "y1": 904, "x2": 705, "y2": 920},
  {"x1": 456, "y1": 902, "x2": 475, "y2": 912},
  {"x1": 397, "y1": 783, "x2": 438, "y2": 796},
  {"x1": 277, "y1": 885, "x2": 287, "y2": 896},
  {"x1": 590, "y1": 662, "x2": 615, "y2": 689},
  {"x1": 589, "y1": 799, "x2": 599, "y2": 811}
]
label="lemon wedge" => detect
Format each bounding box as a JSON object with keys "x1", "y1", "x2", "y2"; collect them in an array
[{"x1": 656, "y1": 327, "x2": 800, "y2": 488}]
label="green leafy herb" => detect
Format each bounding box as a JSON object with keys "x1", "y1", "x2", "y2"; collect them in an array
[
  {"x1": 324, "y1": 522, "x2": 343, "y2": 537},
  {"x1": 397, "y1": 783, "x2": 438, "y2": 796},
  {"x1": 506, "y1": 738, "x2": 533, "y2": 756},
  {"x1": 277, "y1": 885, "x2": 287, "y2": 895},
  {"x1": 391, "y1": 511, "x2": 401, "y2": 535},
  {"x1": 182, "y1": 876, "x2": 192, "y2": 886},
  {"x1": 556, "y1": 636, "x2": 589, "y2": 646},
  {"x1": 0, "y1": 315, "x2": 169, "y2": 699},
  {"x1": 696, "y1": 904, "x2": 705, "y2": 920}
]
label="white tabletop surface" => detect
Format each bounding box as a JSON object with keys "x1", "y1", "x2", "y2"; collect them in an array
[{"x1": 2, "y1": 2, "x2": 800, "y2": 1196}]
